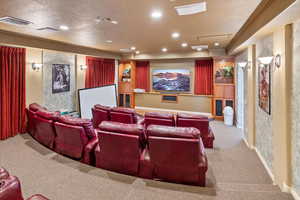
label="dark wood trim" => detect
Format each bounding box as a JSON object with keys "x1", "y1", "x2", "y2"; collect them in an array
[
  {"x1": 0, "y1": 29, "x2": 120, "y2": 58},
  {"x1": 226, "y1": 0, "x2": 296, "y2": 54}
]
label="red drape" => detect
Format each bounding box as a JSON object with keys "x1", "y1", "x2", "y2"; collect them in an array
[
  {"x1": 85, "y1": 56, "x2": 115, "y2": 88},
  {"x1": 0, "y1": 46, "x2": 26, "y2": 140},
  {"x1": 136, "y1": 61, "x2": 150, "y2": 92},
  {"x1": 194, "y1": 59, "x2": 213, "y2": 95}
]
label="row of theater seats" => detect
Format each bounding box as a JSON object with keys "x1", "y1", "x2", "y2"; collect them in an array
[
  {"x1": 0, "y1": 167, "x2": 48, "y2": 200},
  {"x1": 92, "y1": 104, "x2": 215, "y2": 148},
  {"x1": 26, "y1": 103, "x2": 212, "y2": 186}
]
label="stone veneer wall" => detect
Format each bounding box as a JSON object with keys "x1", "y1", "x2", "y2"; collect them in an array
[
  {"x1": 43, "y1": 51, "x2": 76, "y2": 111},
  {"x1": 255, "y1": 35, "x2": 274, "y2": 172},
  {"x1": 235, "y1": 50, "x2": 248, "y2": 131},
  {"x1": 292, "y1": 20, "x2": 300, "y2": 186}
]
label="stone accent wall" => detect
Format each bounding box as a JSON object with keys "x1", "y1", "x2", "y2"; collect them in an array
[
  {"x1": 292, "y1": 20, "x2": 300, "y2": 186},
  {"x1": 255, "y1": 35, "x2": 274, "y2": 172},
  {"x1": 43, "y1": 51, "x2": 76, "y2": 111}
]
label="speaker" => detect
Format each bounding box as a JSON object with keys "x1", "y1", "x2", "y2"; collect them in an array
[{"x1": 216, "y1": 100, "x2": 223, "y2": 116}]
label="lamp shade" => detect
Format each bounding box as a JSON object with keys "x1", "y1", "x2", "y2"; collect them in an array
[{"x1": 258, "y1": 56, "x2": 273, "y2": 65}]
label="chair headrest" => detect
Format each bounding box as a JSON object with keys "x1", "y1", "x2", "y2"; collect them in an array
[
  {"x1": 36, "y1": 109, "x2": 60, "y2": 121},
  {"x1": 58, "y1": 116, "x2": 92, "y2": 127},
  {"x1": 111, "y1": 107, "x2": 136, "y2": 114},
  {"x1": 29, "y1": 103, "x2": 45, "y2": 112},
  {"x1": 98, "y1": 121, "x2": 143, "y2": 136},
  {"x1": 177, "y1": 113, "x2": 208, "y2": 120},
  {"x1": 147, "y1": 125, "x2": 200, "y2": 139},
  {"x1": 145, "y1": 112, "x2": 174, "y2": 119},
  {"x1": 94, "y1": 104, "x2": 111, "y2": 112}
]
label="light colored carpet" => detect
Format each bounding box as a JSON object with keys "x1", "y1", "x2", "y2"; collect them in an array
[{"x1": 0, "y1": 121, "x2": 294, "y2": 200}]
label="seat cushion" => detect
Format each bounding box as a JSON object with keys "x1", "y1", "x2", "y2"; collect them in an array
[
  {"x1": 99, "y1": 121, "x2": 144, "y2": 136},
  {"x1": 147, "y1": 125, "x2": 200, "y2": 139}
]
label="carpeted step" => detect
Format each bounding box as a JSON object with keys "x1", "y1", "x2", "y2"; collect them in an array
[
  {"x1": 216, "y1": 190, "x2": 294, "y2": 200},
  {"x1": 217, "y1": 182, "x2": 281, "y2": 193}
]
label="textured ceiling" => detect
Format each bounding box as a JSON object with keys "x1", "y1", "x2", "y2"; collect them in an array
[{"x1": 0, "y1": 0, "x2": 261, "y2": 54}]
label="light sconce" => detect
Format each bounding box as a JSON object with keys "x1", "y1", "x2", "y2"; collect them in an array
[
  {"x1": 274, "y1": 54, "x2": 281, "y2": 68},
  {"x1": 80, "y1": 65, "x2": 87, "y2": 70},
  {"x1": 258, "y1": 56, "x2": 273, "y2": 65},
  {"x1": 32, "y1": 63, "x2": 42, "y2": 71},
  {"x1": 238, "y1": 61, "x2": 251, "y2": 71}
]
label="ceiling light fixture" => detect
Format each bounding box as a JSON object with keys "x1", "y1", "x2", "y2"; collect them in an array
[
  {"x1": 136, "y1": 51, "x2": 140, "y2": 54},
  {"x1": 162, "y1": 48, "x2": 168, "y2": 52},
  {"x1": 172, "y1": 32, "x2": 180, "y2": 39},
  {"x1": 131, "y1": 46, "x2": 136, "y2": 51},
  {"x1": 175, "y1": 2, "x2": 207, "y2": 16},
  {"x1": 197, "y1": 47, "x2": 202, "y2": 51},
  {"x1": 111, "y1": 20, "x2": 118, "y2": 24},
  {"x1": 214, "y1": 42, "x2": 220, "y2": 46},
  {"x1": 151, "y1": 11, "x2": 162, "y2": 19},
  {"x1": 59, "y1": 25, "x2": 69, "y2": 31},
  {"x1": 105, "y1": 40, "x2": 113, "y2": 43},
  {"x1": 181, "y1": 43, "x2": 188, "y2": 47},
  {"x1": 258, "y1": 56, "x2": 273, "y2": 65}
]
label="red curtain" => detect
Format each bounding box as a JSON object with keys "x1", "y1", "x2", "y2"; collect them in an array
[
  {"x1": 85, "y1": 56, "x2": 115, "y2": 88},
  {"x1": 0, "y1": 46, "x2": 26, "y2": 140},
  {"x1": 136, "y1": 61, "x2": 150, "y2": 92},
  {"x1": 194, "y1": 59, "x2": 213, "y2": 95}
]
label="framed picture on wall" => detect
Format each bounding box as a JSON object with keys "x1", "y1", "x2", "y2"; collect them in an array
[
  {"x1": 52, "y1": 64, "x2": 70, "y2": 94},
  {"x1": 258, "y1": 63, "x2": 271, "y2": 114}
]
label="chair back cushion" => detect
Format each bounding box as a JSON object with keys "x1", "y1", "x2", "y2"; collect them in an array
[
  {"x1": 92, "y1": 107, "x2": 110, "y2": 128},
  {"x1": 144, "y1": 112, "x2": 175, "y2": 127},
  {"x1": 36, "y1": 109, "x2": 60, "y2": 121},
  {"x1": 110, "y1": 107, "x2": 136, "y2": 124},
  {"x1": 147, "y1": 125, "x2": 200, "y2": 139},
  {"x1": 54, "y1": 122, "x2": 88, "y2": 159},
  {"x1": 29, "y1": 103, "x2": 45, "y2": 112},
  {"x1": 35, "y1": 116, "x2": 56, "y2": 149},
  {"x1": 177, "y1": 117, "x2": 209, "y2": 136}
]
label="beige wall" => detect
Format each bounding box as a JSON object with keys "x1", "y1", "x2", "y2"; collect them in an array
[{"x1": 134, "y1": 59, "x2": 212, "y2": 114}]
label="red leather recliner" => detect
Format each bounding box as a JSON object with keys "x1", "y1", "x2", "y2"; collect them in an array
[
  {"x1": 54, "y1": 116, "x2": 98, "y2": 165},
  {"x1": 95, "y1": 121, "x2": 144, "y2": 176},
  {"x1": 25, "y1": 103, "x2": 45, "y2": 138},
  {"x1": 176, "y1": 113, "x2": 215, "y2": 148},
  {"x1": 141, "y1": 125, "x2": 208, "y2": 186},
  {"x1": 110, "y1": 107, "x2": 144, "y2": 125},
  {"x1": 91, "y1": 104, "x2": 111, "y2": 128},
  {"x1": 34, "y1": 109, "x2": 60, "y2": 149},
  {"x1": 144, "y1": 112, "x2": 175, "y2": 128},
  {"x1": 0, "y1": 167, "x2": 49, "y2": 200}
]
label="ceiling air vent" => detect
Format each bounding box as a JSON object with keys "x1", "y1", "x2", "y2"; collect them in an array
[
  {"x1": 0, "y1": 16, "x2": 33, "y2": 26},
  {"x1": 175, "y1": 2, "x2": 207, "y2": 16},
  {"x1": 37, "y1": 27, "x2": 59, "y2": 32}
]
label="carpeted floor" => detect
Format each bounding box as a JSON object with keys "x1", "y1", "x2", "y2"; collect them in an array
[{"x1": 0, "y1": 121, "x2": 294, "y2": 200}]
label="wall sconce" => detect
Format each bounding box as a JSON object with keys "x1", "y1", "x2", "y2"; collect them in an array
[
  {"x1": 32, "y1": 63, "x2": 42, "y2": 71},
  {"x1": 80, "y1": 65, "x2": 87, "y2": 70},
  {"x1": 258, "y1": 56, "x2": 273, "y2": 65},
  {"x1": 274, "y1": 54, "x2": 281, "y2": 68},
  {"x1": 238, "y1": 61, "x2": 251, "y2": 71}
]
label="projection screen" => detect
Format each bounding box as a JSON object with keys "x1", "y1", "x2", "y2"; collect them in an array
[{"x1": 78, "y1": 84, "x2": 117, "y2": 119}]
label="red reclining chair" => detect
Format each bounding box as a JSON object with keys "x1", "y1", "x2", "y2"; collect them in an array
[
  {"x1": 54, "y1": 116, "x2": 98, "y2": 165},
  {"x1": 0, "y1": 167, "x2": 49, "y2": 200},
  {"x1": 95, "y1": 121, "x2": 145, "y2": 176},
  {"x1": 140, "y1": 125, "x2": 208, "y2": 186},
  {"x1": 144, "y1": 112, "x2": 175, "y2": 128},
  {"x1": 91, "y1": 104, "x2": 111, "y2": 128},
  {"x1": 110, "y1": 107, "x2": 144, "y2": 125},
  {"x1": 35, "y1": 109, "x2": 60, "y2": 149},
  {"x1": 176, "y1": 113, "x2": 215, "y2": 148},
  {"x1": 25, "y1": 103, "x2": 46, "y2": 138}
]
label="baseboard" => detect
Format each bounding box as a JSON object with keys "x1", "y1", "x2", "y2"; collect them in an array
[
  {"x1": 253, "y1": 147, "x2": 275, "y2": 184},
  {"x1": 242, "y1": 138, "x2": 254, "y2": 150},
  {"x1": 135, "y1": 106, "x2": 212, "y2": 117},
  {"x1": 291, "y1": 187, "x2": 300, "y2": 200}
]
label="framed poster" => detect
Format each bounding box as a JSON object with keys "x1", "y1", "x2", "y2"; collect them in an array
[
  {"x1": 258, "y1": 63, "x2": 271, "y2": 114},
  {"x1": 52, "y1": 64, "x2": 70, "y2": 94}
]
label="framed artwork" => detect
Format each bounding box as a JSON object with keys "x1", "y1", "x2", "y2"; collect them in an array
[
  {"x1": 215, "y1": 66, "x2": 234, "y2": 84},
  {"x1": 52, "y1": 64, "x2": 70, "y2": 94},
  {"x1": 258, "y1": 63, "x2": 271, "y2": 114}
]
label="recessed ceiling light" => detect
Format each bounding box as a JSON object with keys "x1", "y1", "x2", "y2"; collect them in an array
[
  {"x1": 197, "y1": 47, "x2": 202, "y2": 51},
  {"x1": 162, "y1": 48, "x2": 168, "y2": 52},
  {"x1": 172, "y1": 32, "x2": 180, "y2": 39},
  {"x1": 131, "y1": 46, "x2": 136, "y2": 50},
  {"x1": 151, "y1": 11, "x2": 162, "y2": 19},
  {"x1": 59, "y1": 25, "x2": 69, "y2": 31},
  {"x1": 136, "y1": 51, "x2": 140, "y2": 54},
  {"x1": 105, "y1": 40, "x2": 113, "y2": 43},
  {"x1": 181, "y1": 43, "x2": 188, "y2": 47},
  {"x1": 214, "y1": 42, "x2": 220, "y2": 46},
  {"x1": 175, "y1": 2, "x2": 207, "y2": 16},
  {"x1": 111, "y1": 20, "x2": 118, "y2": 24}
]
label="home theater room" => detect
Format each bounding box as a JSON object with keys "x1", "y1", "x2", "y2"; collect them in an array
[{"x1": 1, "y1": 0, "x2": 300, "y2": 200}]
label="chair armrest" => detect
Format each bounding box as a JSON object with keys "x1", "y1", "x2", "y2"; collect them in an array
[
  {"x1": 82, "y1": 137, "x2": 99, "y2": 165},
  {"x1": 0, "y1": 167, "x2": 9, "y2": 180},
  {"x1": 136, "y1": 115, "x2": 145, "y2": 125}
]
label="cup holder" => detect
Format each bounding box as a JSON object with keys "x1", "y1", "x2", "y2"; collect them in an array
[{"x1": 0, "y1": 180, "x2": 5, "y2": 189}]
